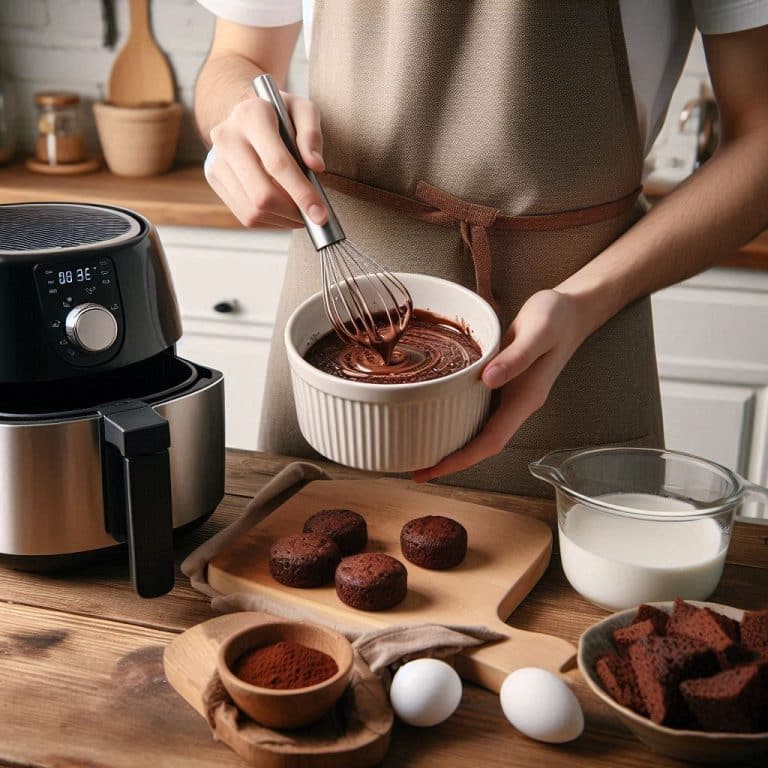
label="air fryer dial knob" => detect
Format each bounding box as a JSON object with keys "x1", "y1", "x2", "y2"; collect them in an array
[{"x1": 65, "y1": 303, "x2": 118, "y2": 353}]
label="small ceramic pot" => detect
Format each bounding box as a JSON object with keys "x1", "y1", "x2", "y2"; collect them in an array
[
  {"x1": 217, "y1": 620, "x2": 355, "y2": 730},
  {"x1": 93, "y1": 101, "x2": 181, "y2": 177}
]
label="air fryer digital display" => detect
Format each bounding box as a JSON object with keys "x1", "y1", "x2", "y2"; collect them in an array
[
  {"x1": 34, "y1": 256, "x2": 124, "y2": 366},
  {"x1": 57, "y1": 266, "x2": 94, "y2": 285}
]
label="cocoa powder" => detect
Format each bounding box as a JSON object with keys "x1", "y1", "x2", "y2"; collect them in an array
[{"x1": 234, "y1": 640, "x2": 338, "y2": 689}]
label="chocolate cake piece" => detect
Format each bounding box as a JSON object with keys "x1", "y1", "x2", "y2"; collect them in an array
[
  {"x1": 400, "y1": 515, "x2": 468, "y2": 570},
  {"x1": 614, "y1": 619, "x2": 660, "y2": 654},
  {"x1": 629, "y1": 635, "x2": 719, "y2": 725},
  {"x1": 303, "y1": 508, "x2": 368, "y2": 556},
  {"x1": 633, "y1": 604, "x2": 669, "y2": 635},
  {"x1": 596, "y1": 653, "x2": 647, "y2": 715},
  {"x1": 667, "y1": 608, "x2": 739, "y2": 653},
  {"x1": 269, "y1": 533, "x2": 341, "y2": 588},
  {"x1": 666, "y1": 598, "x2": 699, "y2": 636},
  {"x1": 335, "y1": 553, "x2": 407, "y2": 611},
  {"x1": 754, "y1": 650, "x2": 768, "y2": 680},
  {"x1": 741, "y1": 609, "x2": 768, "y2": 653},
  {"x1": 756, "y1": 653, "x2": 768, "y2": 730},
  {"x1": 680, "y1": 665, "x2": 766, "y2": 733}
]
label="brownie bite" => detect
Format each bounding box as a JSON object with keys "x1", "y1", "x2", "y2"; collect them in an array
[
  {"x1": 668, "y1": 604, "x2": 740, "y2": 652},
  {"x1": 614, "y1": 619, "x2": 659, "y2": 654},
  {"x1": 335, "y1": 553, "x2": 407, "y2": 611},
  {"x1": 666, "y1": 597, "x2": 699, "y2": 635},
  {"x1": 755, "y1": 650, "x2": 768, "y2": 678},
  {"x1": 633, "y1": 604, "x2": 669, "y2": 635},
  {"x1": 596, "y1": 653, "x2": 647, "y2": 715},
  {"x1": 400, "y1": 515, "x2": 468, "y2": 570},
  {"x1": 269, "y1": 533, "x2": 341, "y2": 588},
  {"x1": 629, "y1": 635, "x2": 719, "y2": 725},
  {"x1": 741, "y1": 609, "x2": 768, "y2": 653},
  {"x1": 680, "y1": 665, "x2": 766, "y2": 733},
  {"x1": 303, "y1": 508, "x2": 368, "y2": 556}
]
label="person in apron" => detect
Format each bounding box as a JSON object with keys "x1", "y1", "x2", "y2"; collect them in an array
[{"x1": 196, "y1": 1, "x2": 768, "y2": 497}]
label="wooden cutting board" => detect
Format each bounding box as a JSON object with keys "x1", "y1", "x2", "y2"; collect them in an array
[
  {"x1": 163, "y1": 611, "x2": 392, "y2": 768},
  {"x1": 209, "y1": 480, "x2": 577, "y2": 692}
]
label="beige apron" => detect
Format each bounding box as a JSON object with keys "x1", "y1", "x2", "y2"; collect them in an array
[{"x1": 259, "y1": 0, "x2": 664, "y2": 497}]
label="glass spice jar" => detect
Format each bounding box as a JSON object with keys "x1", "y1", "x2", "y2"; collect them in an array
[{"x1": 34, "y1": 91, "x2": 85, "y2": 165}]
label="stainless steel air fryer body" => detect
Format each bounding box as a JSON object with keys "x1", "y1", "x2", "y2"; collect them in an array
[
  {"x1": 0, "y1": 365, "x2": 224, "y2": 557},
  {"x1": 0, "y1": 203, "x2": 225, "y2": 598}
]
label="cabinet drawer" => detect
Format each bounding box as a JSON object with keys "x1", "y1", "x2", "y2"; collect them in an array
[
  {"x1": 660, "y1": 379, "x2": 755, "y2": 473},
  {"x1": 177, "y1": 332, "x2": 270, "y2": 451},
  {"x1": 158, "y1": 226, "x2": 290, "y2": 327},
  {"x1": 653, "y1": 281, "x2": 768, "y2": 384}
]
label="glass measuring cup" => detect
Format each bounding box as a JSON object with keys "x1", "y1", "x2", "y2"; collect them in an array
[{"x1": 529, "y1": 447, "x2": 768, "y2": 610}]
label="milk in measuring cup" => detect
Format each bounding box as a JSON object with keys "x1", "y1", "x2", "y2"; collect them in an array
[{"x1": 559, "y1": 493, "x2": 726, "y2": 610}]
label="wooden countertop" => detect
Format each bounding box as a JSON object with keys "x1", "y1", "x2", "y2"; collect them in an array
[
  {"x1": 0, "y1": 162, "x2": 240, "y2": 229},
  {"x1": 0, "y1": 162, "x2": 765, "y2": 269},
  {"x1": 0, "y1": 449, "x2": 766, "y2": 768}
]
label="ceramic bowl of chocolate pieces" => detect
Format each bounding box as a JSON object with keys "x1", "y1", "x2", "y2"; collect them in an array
[
  {"x1": 217, "y1": 620, "x2": 354, "y2": 729},
  {"x1": 285, "y1": 272, "x2": 501, "y2": 472},
  {"x1": 578, "y1": 599, "x2": 768, "y2": 763}
]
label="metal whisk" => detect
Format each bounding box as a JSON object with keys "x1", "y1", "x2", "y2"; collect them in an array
[{"x1": 253, "y1": 75, "x2": 412, "y2": 364}]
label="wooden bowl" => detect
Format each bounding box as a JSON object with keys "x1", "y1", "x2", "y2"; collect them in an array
[
  {"x1": 217, "y1": 620, "x2": 354, "y2": 730},
  {"x1": 578, "y1": 601, "x2": 768, "y2": 763}
]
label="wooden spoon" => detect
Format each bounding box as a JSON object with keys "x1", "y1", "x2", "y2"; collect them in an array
[{"x1": 107, "y1": 0, "x2": 175, "y2": 107}]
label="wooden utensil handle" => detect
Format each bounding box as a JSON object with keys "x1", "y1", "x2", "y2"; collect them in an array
[
  {"x1": 129, "y1": 0, "x2": 150, "y2": 36},
  {"x1": 455, "y1": 627, "x2": 576, "y2": 693}
]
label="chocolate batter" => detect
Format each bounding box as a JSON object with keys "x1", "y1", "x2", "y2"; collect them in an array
[{"x1": 304, "y1": 309, "x2": 482, "y2": 384}]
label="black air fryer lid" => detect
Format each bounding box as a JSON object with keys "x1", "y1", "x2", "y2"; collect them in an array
[
  {"x1": 0, "y1": 202, "x2": 183, "y2": 384},
  {"x1": 0, "y1": 202, "x2": 144, "y2": 256}
]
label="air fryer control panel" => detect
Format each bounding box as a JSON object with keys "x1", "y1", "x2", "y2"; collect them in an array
[{"x1": 34, "y1": 257, "x2": 124, "y2": 366}]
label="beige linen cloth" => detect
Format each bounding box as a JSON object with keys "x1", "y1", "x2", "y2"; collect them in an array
[{"x1": 180, "y1": 462, "x2": 505, "y2": 751}]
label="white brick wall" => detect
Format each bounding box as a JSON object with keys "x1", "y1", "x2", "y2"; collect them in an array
[{"x1": 0, "y1": 0, "x2": 308, "y2": 164}]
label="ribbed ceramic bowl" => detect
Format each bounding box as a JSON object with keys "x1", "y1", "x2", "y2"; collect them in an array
[
  {"x1": 285, "y1": 273, "x2": 501, "y2": 472},
  {"x1": 578, "y1": 601, "x2": 768, "y2": 763}
]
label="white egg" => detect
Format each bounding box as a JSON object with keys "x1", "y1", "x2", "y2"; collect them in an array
[
  {"x1": 389, "y1": 658, "x2": 463, "y2": 727},
  {"x1": 499, "y1": 667, "x2": 584, "y2": 743}
]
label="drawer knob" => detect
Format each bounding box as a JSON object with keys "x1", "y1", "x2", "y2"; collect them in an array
[{"x1": 214, "y1": 299, "x2": 240, "y2": 314}]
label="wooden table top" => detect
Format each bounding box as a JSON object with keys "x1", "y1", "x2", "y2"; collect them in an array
[{"x1": 0, "y1": 449, "x2": 766, "y2": 768}]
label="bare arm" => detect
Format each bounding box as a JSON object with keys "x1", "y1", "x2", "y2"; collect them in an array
[
  {"x1": 415, "y1": 24, "x2": 768, "y2": 482},
  {"x1": 194, "y1": 18, "x2": 300, "y2": 142},
  {"x1": 194, "y1": 19, "x2": 328, "y2": 227},
  {"x1": 556, "y1": 24, "x2": 768, "y2": 332}
]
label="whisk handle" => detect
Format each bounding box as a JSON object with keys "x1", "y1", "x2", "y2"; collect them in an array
[{"x1": 253, "y1": 74, "x2": 345, "y2": 250}]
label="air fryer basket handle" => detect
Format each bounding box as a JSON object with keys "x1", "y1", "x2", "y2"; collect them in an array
[{"x1": 100, "y1": 400, "x2": 175, "y2": 598}]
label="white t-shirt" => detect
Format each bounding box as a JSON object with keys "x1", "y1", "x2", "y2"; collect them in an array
[{"x1": 197, "y1": 0, "x2": 768, "y2": 154}]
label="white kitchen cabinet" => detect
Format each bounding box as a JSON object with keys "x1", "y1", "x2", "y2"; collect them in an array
[
  {"x1": 658, "y1": 380, "x2": 755, "y2": 474},
  {"x1": 652, "y1": 275, "x2": 768, "y2": 387},
  {"x1": 176, "y1": 328, "x2": 271, "y2": 450},
  {"x1": 157, "y1": 225, "x2": 289, "y2": 451},
  {"x1": 653, "y1": 267, "x2": 768, "y2": 493}
]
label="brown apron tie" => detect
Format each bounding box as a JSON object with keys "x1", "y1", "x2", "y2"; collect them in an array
[
  {"x1": 414, "y1": 180, "x2": 499, "y2": 310},
  {"x1": 320, "y1": 172, "x2": 641, "y2": 311}
]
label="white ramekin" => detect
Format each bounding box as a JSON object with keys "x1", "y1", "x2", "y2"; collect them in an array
[{"x1": 285, "y1": 273, "x2": 501, "y2": 472}]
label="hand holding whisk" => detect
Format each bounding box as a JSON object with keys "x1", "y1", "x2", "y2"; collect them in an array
[{"x1": 253, "y1": 74, "x2": 412, "y2": 364}]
